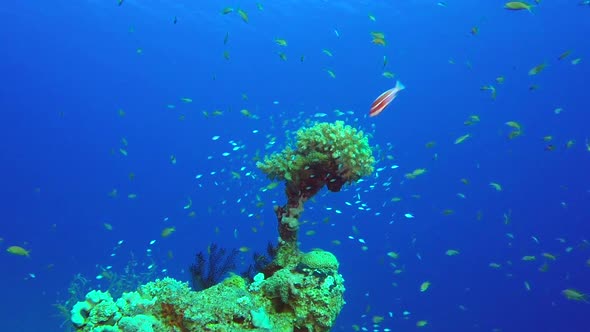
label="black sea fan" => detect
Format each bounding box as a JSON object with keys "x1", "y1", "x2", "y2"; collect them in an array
[
  {"x1": 242, "y1": 241, "x2": 279, "y2": 280},
  {"x1": 189, "y1": 243, "x2": 238, "y2": 291}
]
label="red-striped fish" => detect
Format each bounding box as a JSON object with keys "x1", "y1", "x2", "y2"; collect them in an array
[{"x1": 369, "y1": 80, "x2": 405, "y2": 117}]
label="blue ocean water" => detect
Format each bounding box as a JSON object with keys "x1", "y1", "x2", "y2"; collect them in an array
[{"x1": 1, "y1": 0, "x2": 589, "y2": 331}]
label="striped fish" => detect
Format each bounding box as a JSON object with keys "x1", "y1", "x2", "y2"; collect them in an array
[{"x1": 369, "y1": 80, "x2": 405, "y2": 117}]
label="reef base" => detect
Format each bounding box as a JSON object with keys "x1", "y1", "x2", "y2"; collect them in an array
[{"x1": 70, "y1": 249, "x2": 344, "y2": 332}]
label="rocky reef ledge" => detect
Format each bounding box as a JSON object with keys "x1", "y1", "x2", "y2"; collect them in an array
[{"x1": 70, "y1": 249, "x2": 344, "y2": 332}]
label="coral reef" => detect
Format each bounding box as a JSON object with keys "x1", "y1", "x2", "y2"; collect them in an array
[
  {"x1": 70, "y1": 120, "x2": 374, "y2": 332},
  {"x1": 71, "y1": 254, "x2": 344, "y2": 332}
]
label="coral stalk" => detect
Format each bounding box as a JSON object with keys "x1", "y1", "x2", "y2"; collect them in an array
[{"x1": 257, "y1": 121, "x2": 375, "y2": 266}]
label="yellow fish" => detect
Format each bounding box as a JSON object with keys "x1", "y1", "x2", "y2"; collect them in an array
[
  {"x1": 528, "y1": 63, "x2": 547, "y2": 76},
  {"x1": 263, "y1": 182, "x2": 279, "y2": 191},
  {"x1": 370, "y1": 31, "x2": 385, "y2": 39},
  {"x1": 237, "y1": 9, "x2": 249, "y2": 23},
  {"x1": 558, "y1": 50, "x2": 571, "y2": 61},
  {"x1": 562, "y1": 289, "x2": 588, "y2": 302},
  {"x1": 425, "y1": 141, "x2": 436, "y2": 148},
  {"x1": 454, "y1": 133, "x2": 471, "y2": 144},
  {"x1": 370, "y1": 32, "x2": 386, "y2": 46},
  {"x1": 387, "y1": 251, "x2": 399, "y2": 259},
  {"x1": 411, "y1": 168, "x2": 426, "y2": 176},
  {"x1": 489, "y1": 182, "x2": 503, "y2": 191},
  {"x1": 7, "y1": 246, "x2": 30, "y2": 257},
  {"x1": 442, "y1": 209, "x2": 454, "y2": 216},
  {"x1": 404, "y1": 168, "x2": 427, "y2": 179},
  {"x1": 372, "y1": 37, "x2": 386, "y2": 46},
  {"x1": 446, "y1": 249, "x2": 460, "y2": 256},
  {"x1": 508, "y1": 129, "x2": 522, "y2": 140},
  {"x1": 382, "y1": 71, "x2": 395, "y2": 79},
  {"x1": 161, "y1": 227, "x2": 176, "y2": 238},
  {"x1": 506, "y1": 120, "x2": 521, "y2": 129},
  {"x1": 420, "y1": 281, "x2": 431, "y2": 292},
  {"x1": 274, "y1": 38, "x2": 288, "y2": 47},
  {"x1": 464, "y1": 115, "x2": 480, "y2": 126},
  {"x1": 504, "y1": 1, "x2": 533, "y2": 11},
  {"x1": 480, "y1": 85, "x2": 497, "y2": 100}
]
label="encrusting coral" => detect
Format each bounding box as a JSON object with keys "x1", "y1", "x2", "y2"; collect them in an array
[{"x1": 70, "y1": 120, "x2": 374, "y2": 332}]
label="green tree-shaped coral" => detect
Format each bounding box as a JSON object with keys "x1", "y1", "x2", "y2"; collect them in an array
[{"x1": 257, "y1": 121, "x2": 375, "y2": 266}]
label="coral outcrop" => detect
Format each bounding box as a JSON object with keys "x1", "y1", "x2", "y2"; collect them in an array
[
  {"x1": 256, "y1": 121, "x2": 375, "y2": 265},
  {"x1": 70, "y1": 121, "x2": 374, "y2": 332},
  {"x1": 71, "y1": 250, "x2": 344, "y2": 332}
]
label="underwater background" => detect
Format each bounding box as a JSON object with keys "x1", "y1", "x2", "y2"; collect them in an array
[{"x1": 1, "y1": 0, "x2": 589, "y2": 331}]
